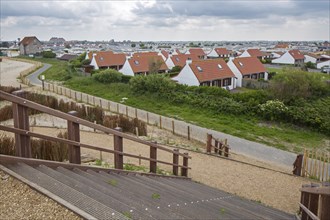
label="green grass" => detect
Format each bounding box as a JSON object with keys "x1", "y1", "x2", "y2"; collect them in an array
[
  {"x1": 107, "y1": 179, "x2": 118, "y2": 187},
  {"x1": 18, "y1": 56, "x2": 72, "y2": 81},
  {"x1": 14, "y1": 58, "x2": 329, "y2": 152},
  {"x1": 151, "y1": 193, "x2": 161, "y2": 199},
  {"x1": 65, "y1": 77, "x2": 329, "y2": 152}
]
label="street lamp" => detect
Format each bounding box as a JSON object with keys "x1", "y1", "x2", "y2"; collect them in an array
[{"x1": 41, "y1": 75, "x2": 45, "y2": 90}]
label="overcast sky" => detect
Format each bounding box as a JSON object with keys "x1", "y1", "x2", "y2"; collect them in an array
[{"x1": 1, "y1": 0, "x2": 329, "y2": 41}]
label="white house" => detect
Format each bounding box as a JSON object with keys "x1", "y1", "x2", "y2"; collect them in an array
[
  {"x1": 172, "y1": 59, "x2": 236, "y2": 90},
  {"x1": 271, "y1": 52, "x2": 284, "y2": 59},
  {"x1": 89, "y1": 51, "x2": 126, "y2": 70},
  {"x1": 239, "y1": 49, "x2": 270, "y2": 60},
  {"x1": 227, "y1": 57, "x2": 268, "y2": 87},
  {"x1": 207, "y1": 48, "x2": 234, "y2": 59},
  {"x1": 272, "y1": 50, "x2": 305, "y2": 65},
  {"x1": 165, "y1": 54, "x2": 199, "y2": 69},
  {"x1": 304, "y1": 54, "x2": 322, "y2": 64},
  {"x1": 317, "y1": 60, "x2": 330, "y2": 69},
  {"x1": 185, "y1": 48, "x2": 206, "y2": 59}
]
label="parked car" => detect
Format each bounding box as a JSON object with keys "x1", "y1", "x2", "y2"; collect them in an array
[{"x1": 321, "y1": 66, "x2": 330, "y2": 73}]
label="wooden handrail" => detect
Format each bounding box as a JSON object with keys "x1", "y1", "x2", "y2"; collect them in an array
[
  {"x1": 299, "y1": 203, "x2": 320, "y2": 220},
  {"x1": 0, "y1": 90, "x2": 190, "y2": 159},
  {"x1": 0, "y1": 125, "x2": 190, "y2": 169}
]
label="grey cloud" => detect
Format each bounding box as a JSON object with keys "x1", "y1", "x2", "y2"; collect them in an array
[{"x1": 133, "y1": 0, "x2": 329, "y2": 20}]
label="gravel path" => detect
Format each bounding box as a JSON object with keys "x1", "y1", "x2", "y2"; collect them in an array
[
  {"x1": 26, "y1": 63, "x2": 51, "y2": 86},
  {"x1": 0, "y1": 170, "x2": 81, "y2": 220}
]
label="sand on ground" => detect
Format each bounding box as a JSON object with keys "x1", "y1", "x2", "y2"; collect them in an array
[{"x1": 0, "y1": 58, "x2": 34, "y2": 87}]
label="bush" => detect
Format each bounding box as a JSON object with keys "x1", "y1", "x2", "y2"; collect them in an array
[
  {"x1": 129, "y1": 74, "x2": 177, "y2": 94},
  {"x1": 171, "y1": 66, "x2": 182, "y2": 73},
  {"x1": 93, "y1": 69, "x2": 123, "y2": 83},
  {"x1": 258, "y1": 100, "x2": 288, "y2": 121},
  {"x1": 121, "y1": 75, "x2": 132, "y2": 84},
  {"x1": 41, "y1": 51, "x2": 56, "y2": 58}
]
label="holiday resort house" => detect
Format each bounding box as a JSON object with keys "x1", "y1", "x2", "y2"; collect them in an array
[
  {"x1": 207, "y1": 48, "x2": 235, "y2": 59},
  {"x1": 172, "y1": 59, "x2": 236, "y2": 90},
  {"x1": 89, "y1": 51, "x2": 126, "y2": 70},
  {"x1": 227, "y1": 57, "x2": 268, "y2": 87},
  {"x1": 185, "y1": 48, "x2": 206, "y2": 59},
  {"x1": 120, "y1": 54, "x2": 168, "y2": 76},
  {"x1": 271, "y1": 50, "x2": 305, "y2": 65},
  {"x1": 165, "y1": 54, "x2": 200, "y2": 69},
  {"x1": 239, "y1": 49, "x2": 271, "y2": 60}
]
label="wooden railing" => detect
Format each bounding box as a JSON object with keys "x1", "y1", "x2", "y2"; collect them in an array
[
  {"x1": 0, "y1": 90, "x2": 191, "y2": 177},
  {"x1": 206, "y1": 133, "x2": 230, "y2": 157},
  {"x1": 298, "y1": 183, "x2": 330, "y2": 220}
]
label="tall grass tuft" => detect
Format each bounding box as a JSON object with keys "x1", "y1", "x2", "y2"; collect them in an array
[{"x1": 103, "y1": 114, "x2": 147, "y2": 136}]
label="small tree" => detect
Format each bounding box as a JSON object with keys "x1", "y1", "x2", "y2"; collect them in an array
[
  {"x1": 41, "y1": 51, "x2": 56, "y2": 58},
  {"x1": 131, "y1": 43, "x2": 136, "y2": 48},
  {"x1": 93, "y1": 69, "x2": 123, "y2": 83},
  {"x1": 148, "y1": 58, "x2": 163, "y2": 74},
  {"x1": 305, "y1": 61, "x2": 316, "y2": 69}
]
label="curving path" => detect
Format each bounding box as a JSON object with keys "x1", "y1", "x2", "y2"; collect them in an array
[{"x1": 26, "y1": 63, "x2": 51, "y2": 86}]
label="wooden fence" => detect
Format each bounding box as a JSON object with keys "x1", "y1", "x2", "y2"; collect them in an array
[
  {"x1": 0, "y1": 90, "x2": 191, "y2": 177},
  {"x1": 298, "y1": 182, "x2": 330, "y2": 220},
  {"x1": 206, "y1": 133, "x2": 230, "y2": 157},
  {"x1": 301, "y1": 149, "x2": 330, "y2": 182}
]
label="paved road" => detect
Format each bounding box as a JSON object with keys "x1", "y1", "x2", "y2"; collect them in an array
[{"x1": 26, "y1": 63, "x2": 51, "y2": 86}]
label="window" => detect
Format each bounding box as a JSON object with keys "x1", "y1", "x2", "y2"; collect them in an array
[
  {"x1": 259, "y1": 72, "x2": 264, "y2": 79},
  {"x1": 222, "y1": 78, "x2": 232, "y2": 86},
  {"x1": 175, "y1": 57, "x2": 179, "y2": 62},
  {"x1": 134, "y1": 60, "x2": 139, "y2": 65},
  {"x1": 251, "y1": 74, "x2": 258, "y2": 79},
  {"x1": 100, "y1": 57, "x2": 104, "y2": 61},
  {"x1": 197, "y1": 66, "x2": 203, "y2": 72},
  {"x1": 217, "y1": 64, "x2": 222, "y2": 69},
  {"x1": 238, "y1": 62, "x2": 243, "y2": 66}
]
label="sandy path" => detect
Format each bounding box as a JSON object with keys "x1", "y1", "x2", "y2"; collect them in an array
[
  {"x1": 2, "y1": 126, "x2": 307, "y2": 214},
  {"x1": 0, "y1": 58, "x2": 34, "y2": 87}
]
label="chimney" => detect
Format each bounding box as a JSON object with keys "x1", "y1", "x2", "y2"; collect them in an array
[{"x1": 186, "y1": 57, "x2": 192, "y2": 65}]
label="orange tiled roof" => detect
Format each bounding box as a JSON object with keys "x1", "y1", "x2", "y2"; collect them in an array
[
  {"x1": 275, "y1": 43, "x2": 289, "y2": 49},
  {"x1": 214, "y1": 48, "x2": 231, "y2": 56},
  {"x1": 129, "y1": 55, "x2": 168, "y2": 73},
  {"x1": 189, "y1": 59, "x2": 235, "y2": 82},
  {"x1": 289, "y1": 50, "x2": 305, "y2": 60},
  {"x1": 92, "y1": 51, "x2": 126, "y2": 67},
  {"x1": 246, "y1": 49, "x2": 263, "y2": 57},
  {"x1": 170, "y1": 54, "x2": 199, "y2": 68},
  {"x1": 161, "y1": 50, "x2": 169, "y2": 59},
  {"x1": 188, "y1": 48, "x2": 206, "y2": 56},
  {"x1": 232, "y1": 57, "x2": 266, "y2": 75},
  {"x1": 133, "y1": 52, "x2": 158, "y2": 57}
]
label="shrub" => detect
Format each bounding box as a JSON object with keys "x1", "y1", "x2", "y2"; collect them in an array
[
  {"x1": 258, "y1": 100, "x2": 288, "y2": 121},
  {"x1": 129, "y1": 74, "x2": 177, "y2": 94},
  {"x1": 41, "y1": 51, "x2": 56, "y2": 58},
  {"x1": 93, "y1": 69, "x2": 123, "y2": 83},
  {"x1": 171, "y1": 66, "x2": 182, "y2": 73},
  {"x1": 103, "y1": 114, "x2": 147, "y2": 136}
]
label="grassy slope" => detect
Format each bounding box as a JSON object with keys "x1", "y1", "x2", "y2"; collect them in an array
[
  {"x1": 20, "y1": 57, "x2": 329, "y2": 153},
  {"x1": 66, "y1": 77, "x2": 329, "y2": 153}
]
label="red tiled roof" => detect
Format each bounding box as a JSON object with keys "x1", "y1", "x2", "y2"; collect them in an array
[
  {"x1": 189, "y1": 59, "x2": 235, "y2": 82},
  {"x1": 93, "y1": 51, "x2": 126, "y2": 67},
  {"x1": 170, "y1": 54, "x2": 199, "y2": 68},
  {"x1": 289, "y1": 50, "x2": 305, "y2": 60},
  {"x1": 214, "y1": 48, "x2": 231, "y2": 56},
  {"x1": 246, "y1": 49, "x2": 263, "y2": 58},
  {"x1": 161, "y1": 50, "x2": 169, "y2": 59},
  {"x1": 232, "y1": 57, "x2": 266, "y2": 75},
  {"x1": 188, "y1": 48, "x2": 206, "y2": 56},
  {"x1": 133, "y1": 52, "x2": 158, "y2": 57},
  {"x1": 19, "y1": 36, "x2": 40, "y2": 46},
  {"x1": 275, "y1": 43, "x2": 289, "y2": 49},
  {"x1": 129, "y1": 55, "x2": 168, "y2": 73}
]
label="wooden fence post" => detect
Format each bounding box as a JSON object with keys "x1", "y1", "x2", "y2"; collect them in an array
[
  {"x1": 187, "y1": 126, "x2": 190, "y2": 140},
  {"x1": 214, "y1": 140, "x2": 219, "y2": 154},
  {"x1": 135, "y1": 108, "x2": 138, "y2": 119},
  {"x1": 159, "y1": 116, "x2": 162, "y2": 129},
  {"x1": 293, "y1": 154, "x2": 303, "y2": 176},
  {"x1": 126, "y1": 106, "x2": 128, "y2": 117},
  {"x1": 114, "y1": 127, "x2": 123, "y2": 170},
  {"x1": 172, "y1": 120, "x2": 175, "y2": 134},
  {"x1": 181, "y1": 153, "x2": 189, "y2": 177},
  {"x1": 12, "y1": 90, "x2": 31, "y2": 158},
  {"x1": 150, "y1": 141, "x2": 157, "y2": 174},
  {"x1": 147, "y1": 112, "x2": 149, "y2": 124},
  {"x1": 320, "y1": 194, "x2": 330, "y2": 220},
  {"x1": 224, "y1": 145, "x2": 229, "y2": 158},
  {"x1": 206, "y1": 134, "x2": 212, "y2": 153},
  {"x1": 173, "y1": 149, "x2": 179, "y2": 176},
  {"x1": 67, "y1": 111, "x2": 81, "y2": 164}
]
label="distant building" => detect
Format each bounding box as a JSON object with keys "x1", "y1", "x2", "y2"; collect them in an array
[
  {"x1": 207, "y1": 48, "x2": 235, "y2": 59},
  {"x1": 185, "y1": 48, "x2": 206, "y2": 59},
  {"x1": 271, "y1": 50, "x2": 305, "y2": 65},
  {"x1": 89, "y1": 51, "x2": 126, "y2": 70},
  {"x1": 19, "y1": 36, "x2": 42, "y2": 55},
  {"x1": 49, "y1": 37, "x2": 66, "y2": 44},
  {"x1": 165, "y1": 54, "x2": 199, "y2": 69},
  {"x1": 173, "y1": 59, "x2": 236, "y2": 90},
  {"x1": 239, "y1": 49, "x2": 271, "y2": 60}
]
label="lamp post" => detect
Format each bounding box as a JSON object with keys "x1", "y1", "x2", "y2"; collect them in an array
[{"x1": 41, "y1": 75, "x2": 45, "y2": 90}]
